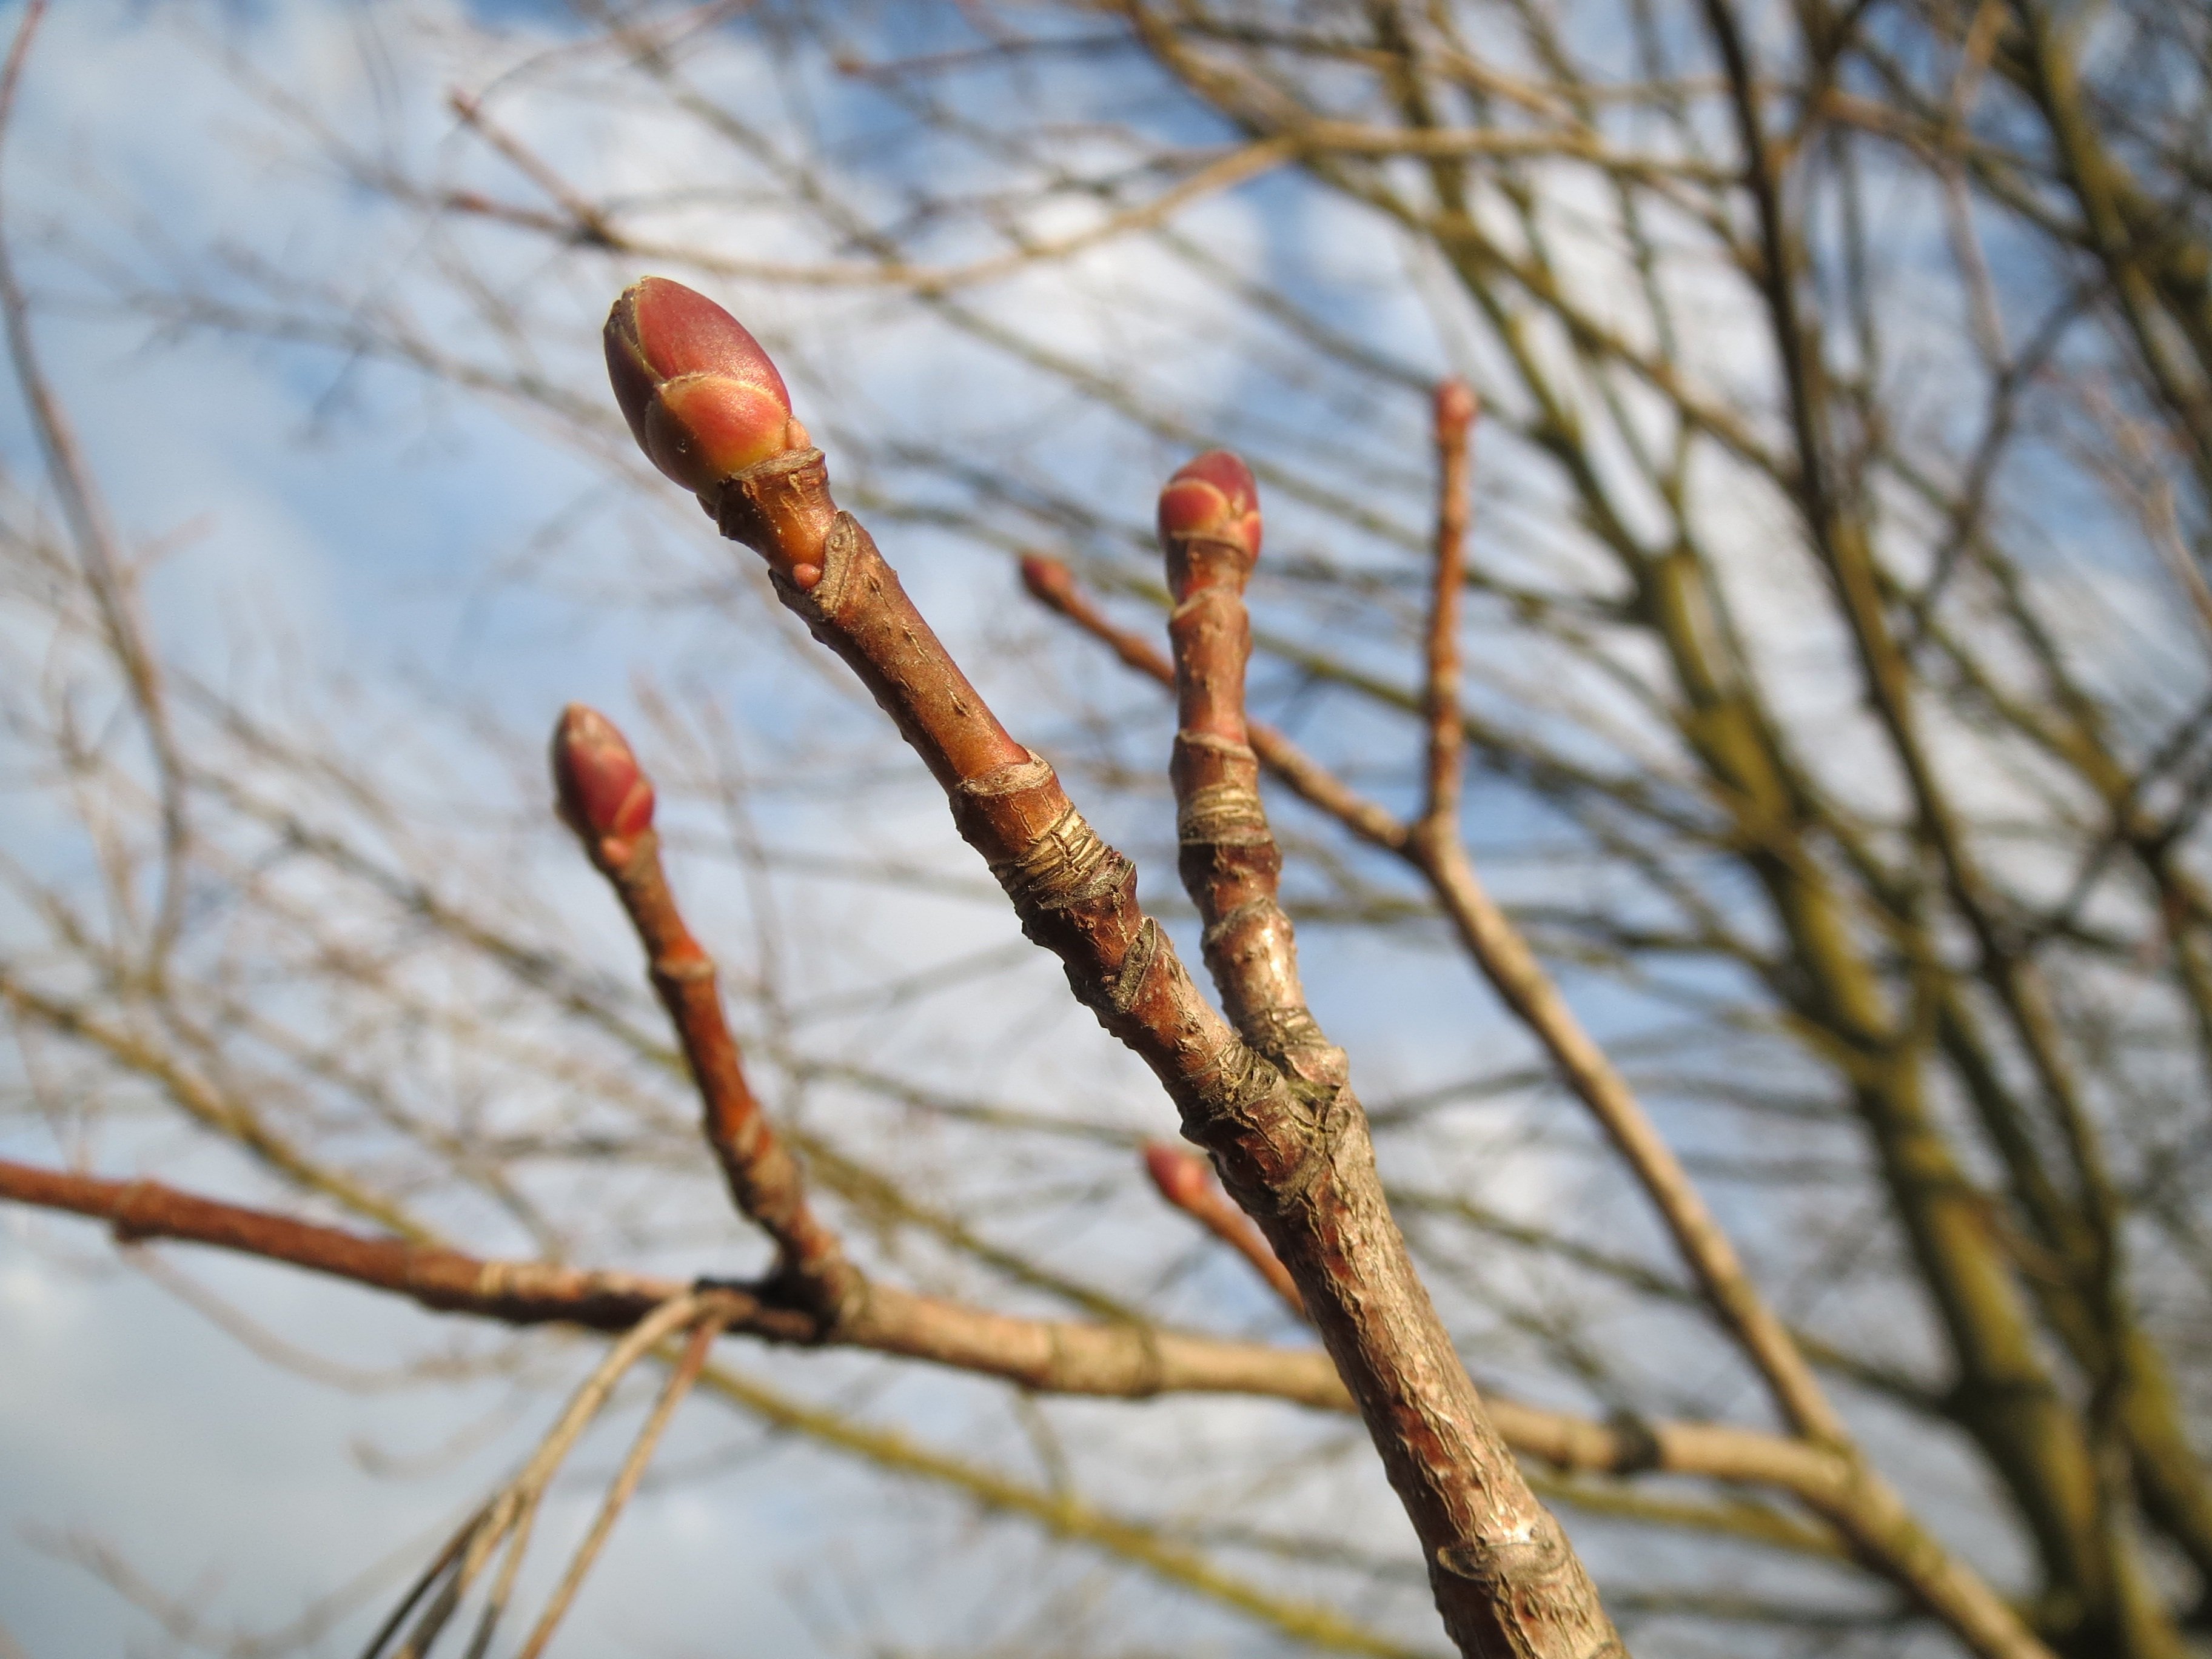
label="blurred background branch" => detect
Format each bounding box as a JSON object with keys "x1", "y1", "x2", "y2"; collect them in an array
[{"x1": 6, "y1": 1, "x2": 2212, "y2": 1655}]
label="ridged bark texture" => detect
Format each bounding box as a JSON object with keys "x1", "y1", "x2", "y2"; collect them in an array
[{"x1": 737, "y1": 450, "x2": 1621, "y2": 1659}]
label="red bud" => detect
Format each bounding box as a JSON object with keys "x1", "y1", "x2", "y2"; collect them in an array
[
  {"x1": 605, "y1": 278, "x2": 805, "y2": 496},
  {"x1": 1142, "y1": 1142, "x2": 1213, "y2": 1210},
  {"x1": 551, "y1": 704, "x2": 655, "y2": 851},
  {"x1": 1157, "y1": 450, "x2": 1262, "y2": 560}
]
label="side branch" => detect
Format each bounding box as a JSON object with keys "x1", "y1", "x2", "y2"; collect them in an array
[
  {"x1": 0, "y1": 1158, "x2": 699, "y2": 1332},
  {"x1": 1159, "y1": 451, "x2": 1336, "y2": 1071},
  {"x1": 0, "y1": 1154, "x2": 1846, "y2": 1495},
  {"x1": 1145, "y1": 1139, "x2": 1304, "y2": 1313},
  {"x1": 1422, "y1": 381, "x2": 1476, "y2": 831},
  {"x1": 1021, "y1": 552, "x2": 2050, "y2": 1659},
  {"x1": 551, "y1": 705, "x2": 855, "y2": 1322},
  {"x1": 768, "y1": 475, "x2": 1621, "y2": 1659},
  {"x1": 1025, "y1": 531, "x2": 1842, "y2": 1447}
]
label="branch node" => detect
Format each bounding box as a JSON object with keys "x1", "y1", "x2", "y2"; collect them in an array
[
  {"x1": 968, "y1": 791, "x2": 1125, "y2": 914},
  {"x1": 651, "y1": 954, "x2": 715, "y2": 984},
  {"x1": 1110, "y1": 916, "x2": 1162, "y2": 1014},
  {"x1": 720, "y1": 446, "x2": 839, "y2": 579}
]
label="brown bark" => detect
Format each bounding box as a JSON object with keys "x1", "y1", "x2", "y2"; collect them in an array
[
  {"x1": 552, "y1": 703, "x2": 856, "y2": 1322},
  {"x1": 0, "y1": 1153, "x2": 1851, "y2": 1493},
  {"x1": 1023, "y1": 549, "x2": 2053, "y2": 1659},
  {"x1": 705, "y1": 440, "x2": 1623, "y2": 1659},
  {"x1": 1422, "y1": 380, "x2": 1476, "y2": 831}
]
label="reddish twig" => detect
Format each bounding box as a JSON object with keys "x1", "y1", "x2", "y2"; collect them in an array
[
  {"x1": 0, "y1": 1156, "x2": 706, "y2": 1333},
  {"x1": 0, "y1": 1154, "x2": 1887, "y2": 1501},
  {"x1": 1144, "y1": 1141, "x2": 1303, "y2": 1314},
  {"x1": 1158, "y1": 452, "x2": 1331, "y2": 1063},
  {"x1": 0, "y1": 1157, "x2": 1329, "y2": 1408},
  {"x1": 551, "y1": 704, "x2": 856, "y2": 1324},
  {"x1": 1021, "y1": 448, "x2": 2052, "y2": 1658},
  {"x1": 608, "y1": 276, "x2": 1622, "y2": 1659},
  {"x1": 1422, "y1": 381, "x2": 1477, "y2": 833}
]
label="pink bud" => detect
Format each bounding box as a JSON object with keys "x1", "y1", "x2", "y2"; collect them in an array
[
  {"x1": 1142, "y1": 1141, "x2": 1213, "y2": 1210},
  {"x1": 551, "y1": 703, "x2": 655, "y2": 849},
  {"x1": 605, "y1": 278, "x2": 804, "y2": 495},
  {"x1": 1434, "y1": 379, "x2": 1478, "y2": 437},
  {"x1": 1157, "y1": 451, "x2": 1262, "y2": 561},
  {"x1": 1018, "y1": 553, "x2": 1077, "y2": 609}
]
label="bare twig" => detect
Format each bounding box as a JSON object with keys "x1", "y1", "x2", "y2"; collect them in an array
[
  {"x1": 365, "y1": 1290, "x2": 714, "y2": 1658},
  {"x1": 608, "y1": 281, "x2": 1629, "y2": 1657},
  {"x1": 551, "y1": 703, "x2": 856, "y2": 1322},
  {"x1": 1, "y1": 1151, "x2": 1927, "y2": 1510},
  {"x1": 1021, "y1": 536, "x2": 2047, "y2": 1658},
  {"x1": 511, "y1": 1308, "x2": 729, "y2": 1659},
  {"x1": 1421, "y1": 381, "x2": 1477, "y2": 833},
  {"x1": 0, "y1": 0, "x2": 190, "y2": 974}
]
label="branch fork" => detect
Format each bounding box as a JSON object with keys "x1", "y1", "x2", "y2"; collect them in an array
[
  {"x1": 595, "y1": 276, "x2": 1622, "y2": 1659},
  {"x1": 1022, "y1": 369, "x2": 2051, "y2": 1658},
  {"x1": 551, "y1": 702, "x2": 858, "y2": 1332}
]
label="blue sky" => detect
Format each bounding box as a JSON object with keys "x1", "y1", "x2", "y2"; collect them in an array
[
  {"x1": 0, "y1": 1, "x2": 2111, "y2": 1651},
  {"x1": 0, "y1": 7, "x2": 1497, "y2": 1653}
]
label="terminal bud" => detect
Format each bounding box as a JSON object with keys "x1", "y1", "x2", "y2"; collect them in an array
[
  {"x1": 1157, "y1": 451, "x2": 1262, "y2": 600},
  {"x1": 551, "y1": 703, "x2": 655, "y2": 865},
  {"x1": 605, "y1": 277, "x2": 806, "y2": 499}
]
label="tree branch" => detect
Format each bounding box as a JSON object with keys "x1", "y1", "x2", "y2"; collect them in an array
[
  {"x1": 608, "y1": 278, "x2": 1621, "y2": 1659},
  {"x1": 550, "y1": 703, "x2": 856, "y2": 1323}
]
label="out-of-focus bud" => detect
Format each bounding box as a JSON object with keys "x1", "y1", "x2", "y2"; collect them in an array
[
  {"x1": 1159, "y1": 451, "x2": 1262, "y2": 605},
  {"x1": 551, "y1": 703, "x2": 655, "y2": 862},
  {"x1": 1018, "y1": 553, "x2": 1078, "y2": 611},
  {"x1": 1142, "y1": 1141, "x2": 1213, "y2": 1211},
  {"x1": 1433, "y1": 378, "x2": 1478, "y2": 439},
  {"x1": 605, "y1": 278, "x2": 806, "y2": 497}
]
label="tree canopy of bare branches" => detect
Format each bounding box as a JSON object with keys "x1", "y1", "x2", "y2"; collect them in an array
[{"x1": 8, "y1": 2, "x2": 2212, "y2": 1657}]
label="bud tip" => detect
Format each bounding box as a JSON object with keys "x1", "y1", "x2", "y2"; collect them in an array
[
  {"x1": 1157, "y1": 449, "x2": 1262, "y2": 561},
  {"x1": 1142, "y1": 1141, "x2": 1213, "y2": 1209},
  {"x1": 1434, "y1": 379, "x2": 1478, "y2": 437},
  {"x1": 605, "y1": 277, "x2": 802, "y2": 496},
  {"x1": 1019, "y1": 554, "x2": 1076, "y2": 608},
  {"x1": 551, "y1": 702, "x2": 656, "y2": 850}
]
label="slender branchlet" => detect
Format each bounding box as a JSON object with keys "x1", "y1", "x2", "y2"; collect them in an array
[
  {"x1": 1144, "y1": 1140, "x2": 1303, "y2": 1314},
  {"x1": 1423, "y1": 381, "x2": 1477, "y2": 834},
  {"x1": 551, "y1": 703, "x2": 856, "y2": 1324},
  {"x1": 0, "y1": 1153, "x2": 1883, "y2": 1499},
  {"x1": 608, "y1": 276, "x2": 1623, "y2": 1659},
  {"x1": 1158, "y1": 451, "x2": 1335, "y2": 1071},
  {"x1": 1025, "y1": 512, "x2": 2044, "y2": 1659},
  {"x1": 1021, "y1": 553, "x2": 1407, "y2": 848},
  {"x1": 1031, "y1": 537, "x2": 1846, "y2": 1452}
]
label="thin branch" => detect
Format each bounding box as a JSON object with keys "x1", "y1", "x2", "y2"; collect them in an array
[
  {"x1": 551, "y1": 704, "x2": 855, "y2": 1321},
  {"x1": 510, "y1": 1308, "x2": 729, "y2": 1659},
  {"x1": 1021, "y1": 548, "x2": 2048, "y2": 1659},
  {"x1": 0, "y1": 0, "x2": 190, "y2": 974},
  {"x1": 1422, "y1": 381, "x2": 1477, "y2": 833}
]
